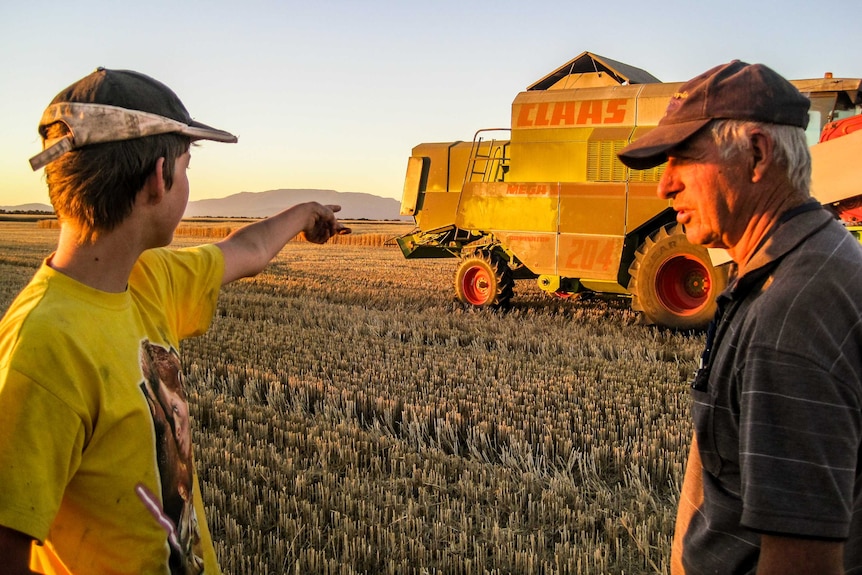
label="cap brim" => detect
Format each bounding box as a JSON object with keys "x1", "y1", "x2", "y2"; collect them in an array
[
  {"x1": 185, "y1": 119, "x2": 239, "y2": 144},
  {"x1": 29, "y1": 103, "x2": 238, "y2": 170},
  {"x1": 617, "y1": 119, "x2": 711, "y2": 170}
]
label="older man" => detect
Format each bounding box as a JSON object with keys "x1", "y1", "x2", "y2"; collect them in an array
[{"x1": 619, "y1": 61, "x2": 862, "y2": 574}]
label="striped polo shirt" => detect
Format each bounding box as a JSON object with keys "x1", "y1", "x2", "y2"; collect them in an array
[{"x1": 673, "y1": 203, "x2": 862, "y2": 574}]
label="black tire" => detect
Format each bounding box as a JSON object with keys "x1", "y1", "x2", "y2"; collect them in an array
[
  {"x1": 454, "y1": 252, "x2": 514, "y2": 308},
  {"x1": 627, "y1": 224, "x2": 728, "y2": 330}
]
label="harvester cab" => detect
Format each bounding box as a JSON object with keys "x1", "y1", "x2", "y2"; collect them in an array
[
  {"x1": 811, "y1": 110, "x2": 862, "y2": 230},
  {"x1": 397, "y1": 52, "x2": 862, "y2": 330}
]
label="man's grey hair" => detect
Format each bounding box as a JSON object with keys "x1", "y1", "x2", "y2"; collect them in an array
[{"x1": 709, "y1": 119, "x2": 811, "y2": 196}]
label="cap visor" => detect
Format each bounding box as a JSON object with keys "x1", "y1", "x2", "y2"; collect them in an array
[
  {"x1": 618, "y1": 119, "x2": 710, "y2": 170},
  {"x1": 29, "y1": 103, "x2": 238, "y2": 170},
  {"x1": 184, "y1": 119, "x2": 238, "y2": 143}
]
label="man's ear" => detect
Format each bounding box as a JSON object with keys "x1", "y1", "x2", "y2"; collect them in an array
[
  {"x1": 140, "y1": 157, "x2": 167, "y2": 205},
  {"x1": 749, "y1": 130, "x2": 773, "y2": 184}
]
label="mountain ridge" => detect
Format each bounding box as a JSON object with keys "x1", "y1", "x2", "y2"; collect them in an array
[
  {"x1": 184, "y1": 189, "x2": 408, "y2": 220},
  {"x1": 1, "y1": 189, "x2": 410, "y2": 221}
]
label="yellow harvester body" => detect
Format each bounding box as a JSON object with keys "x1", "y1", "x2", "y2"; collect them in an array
[{"x1": 398, "y1": 52, "x2": 862, "y2": 329}]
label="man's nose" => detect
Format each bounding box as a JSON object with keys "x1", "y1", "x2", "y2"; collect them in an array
[{"x1": 657, "y1": 168, "x2": 679, "y2": 200}]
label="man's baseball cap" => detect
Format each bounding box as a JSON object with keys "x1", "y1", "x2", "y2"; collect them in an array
[
  {"x1": 29, "y1": 67, "x2": 238, "y2": 171},
  {"x1": 617, "y1": 60, "x2": 810, "y2": 170}
]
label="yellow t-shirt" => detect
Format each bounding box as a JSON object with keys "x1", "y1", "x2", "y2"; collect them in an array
[{"x1": 0, "y1": 245, "x2": 225, "y2": 575}]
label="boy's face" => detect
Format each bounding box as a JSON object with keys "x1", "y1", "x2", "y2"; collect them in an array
[
  {"x1": 164, "y1": 151, "x2": 191, "y2": 242},
  {"x1": 170, "y1": 151, "x2": 190, "y2": 199}
]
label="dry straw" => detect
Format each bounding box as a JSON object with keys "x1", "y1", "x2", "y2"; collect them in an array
[
  {"x1": 0, "y1": 222, "x2": 703, "y2": 574},
  {"x1": 38, "y1": 219, "x2": 398, "y2": 247}
]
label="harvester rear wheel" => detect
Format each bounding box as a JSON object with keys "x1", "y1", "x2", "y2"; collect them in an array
[
  {"x1": 455, "y1": 252, "x2": 514, "y2": 308},
  {"x1": 628, "y1": 224, "x2": 727, "y2": 330}
]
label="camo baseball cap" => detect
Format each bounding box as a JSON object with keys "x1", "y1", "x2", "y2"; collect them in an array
[
  {"x1": 617, "y1": 60, "x2": 810, "y2": 170},
  {"x1": 29, "y1": 67, "x2": 237, "y2": 171}
]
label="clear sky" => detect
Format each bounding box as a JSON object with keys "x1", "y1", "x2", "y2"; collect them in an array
[{"x1": 1, "y1": 0, "x2": 857, "y2": 207}]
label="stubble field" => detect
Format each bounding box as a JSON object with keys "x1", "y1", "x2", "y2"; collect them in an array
[{"x1": 0, "y1": 219, "x2": 704, "y2": 574}]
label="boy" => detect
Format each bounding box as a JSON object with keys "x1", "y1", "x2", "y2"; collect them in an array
[{"x1": 0, "y1": 67, "x2": 348, "y2": 574}]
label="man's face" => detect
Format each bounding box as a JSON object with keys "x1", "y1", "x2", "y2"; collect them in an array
[{"x1": 657, "y1": 130, "x2": 752, "y2": 250}]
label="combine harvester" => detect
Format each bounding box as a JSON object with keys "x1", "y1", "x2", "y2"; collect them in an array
[{"x1": 397, "y1": 52, "x2": 862, "y2": 329}]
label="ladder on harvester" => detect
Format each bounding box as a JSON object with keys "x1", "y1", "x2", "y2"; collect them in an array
[{"x1": 465, "y1": 129, "x2": 511, "y2": 183}]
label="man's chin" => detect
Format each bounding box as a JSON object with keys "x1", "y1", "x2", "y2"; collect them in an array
[{"x1": 682, "y1": 227, "x2": 722, "y2": 249}]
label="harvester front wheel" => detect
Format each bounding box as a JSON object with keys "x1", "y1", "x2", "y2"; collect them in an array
[
  {"x1": 628, "y1": 224, "x2": 727, "y2": 330},
  {"x1": 455, "y1": 252, "x2": 515, "y2": 308}
]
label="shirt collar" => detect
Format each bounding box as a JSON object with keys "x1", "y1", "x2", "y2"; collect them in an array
[{"x1": 730, "y1": 201, "x2": 833, "y2": 297}]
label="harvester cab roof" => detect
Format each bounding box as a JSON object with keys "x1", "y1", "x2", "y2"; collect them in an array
[{"x1": 526, "y1": 51, "x2": 661, "y2": 90}]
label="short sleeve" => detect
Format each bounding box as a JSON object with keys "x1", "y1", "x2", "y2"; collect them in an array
[
  {"x1": 739, "y1": 330, "x2": 862, "y2": 538},
  {"x1": 0, "y1": 368, "x2": 85, "y2": 540}
]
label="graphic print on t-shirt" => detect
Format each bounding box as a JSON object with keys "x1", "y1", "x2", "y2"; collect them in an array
[{"x1": 139, "y1": 340, "x2": 204, "y2": 574}]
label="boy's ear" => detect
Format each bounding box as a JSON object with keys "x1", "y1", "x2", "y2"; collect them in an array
[{"x1": 141, "y1": 158, "x2": 167, "y2": 204}]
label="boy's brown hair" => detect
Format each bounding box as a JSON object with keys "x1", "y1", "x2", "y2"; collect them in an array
[
  {"x1": 29, "y1": 68, "x2": 237, "y2": 241},
  {"x1": 44, "y1": 125, "x2": 190, "y2": 241}
]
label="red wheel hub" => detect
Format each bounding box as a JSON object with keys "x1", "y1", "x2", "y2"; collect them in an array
[
  {"x1": 462, "y1": 266, "x2": 493, "y2": 305},
  {"x1": 656, "y1": 255, "x2": 711, "y2": 315}
]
